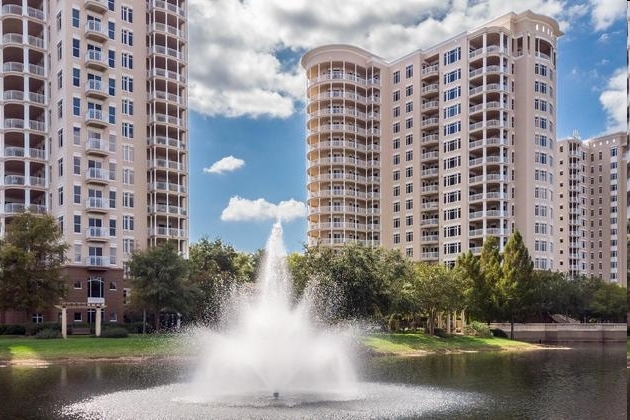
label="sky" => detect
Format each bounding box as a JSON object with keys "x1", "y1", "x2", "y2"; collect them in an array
[{"x1": 186, "y1": 0, "x2": 627, "y2": 254}]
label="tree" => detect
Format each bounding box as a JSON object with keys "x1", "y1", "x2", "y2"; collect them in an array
[
  {"x1": 478, "y1": 236, "x2": 502, "y2": 323},
  {"x1": 453, "y1": 251, "x2": 481, "y2": 321},
  {"x1": 589, "y1": 282, "x2": 627, "y2": 322},
  {"x1": 0, "y1": 212, "x2": 69, "y2": 320},
  {"x1": 127, "y1": 241, "x2": 193, "y2": 331},
  {"x1": 412, "y1": 262, "x2": 455, "y2": 335},
  {"x1": 499, "y1": 230, "x2": 533, "y2": 338},
  {"x1": 188, "y1": 238, "x2": 257, "y2": 324}
]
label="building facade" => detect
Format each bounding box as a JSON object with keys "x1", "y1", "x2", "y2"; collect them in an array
[
  {"x1": 0, "y1": 0, "x2": 188, "y2": 324},
  {"x1": 554, "y1": 132, "x2": 628, "y2": 285},
  {"x1": 302, "y1": 10, "x2": 562, "y2": 268}
]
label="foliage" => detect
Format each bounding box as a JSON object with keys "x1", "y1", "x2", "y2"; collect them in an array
[
  {"x1": 127, "y1": 241, "x2": 194, "y2": 331},
  {"x1": 99, "y1": 327, "x2": 129, "y2": 338},
  {"x1": 28, "y1": 322, "x2": 61, "y2": 336},
  {"x1": 188, "y1": 238, "x2": 258, "y2": 324},
  {"x1": 410, "y1": 262, "x2": 456, "y2": 336},
  {"x1": 491, "y1": 328, "x2": 508, "y2": 338},
  {"x1": 477, "y1": 236, "x2": 502, "y2": 322},
  {"x1": 0, "y1": 324, "x2": 26, "y2": 335},
  {"x1": 0, "y1": 212, "x2": 69, "y2": 316},
  {"x1": 465, "y1": 321, "x2": 492, "y2": 338},
  {"x1": 35, "y1": 329, "x2": 61, "y2": 339},
  {"x1": 589, "y1": 282, "x2": 627, "y2": 322}
]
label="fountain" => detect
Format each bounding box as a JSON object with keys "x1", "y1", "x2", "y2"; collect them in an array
[{"x1": 62, "y1": 222, "x2": 481, "y2": 419}]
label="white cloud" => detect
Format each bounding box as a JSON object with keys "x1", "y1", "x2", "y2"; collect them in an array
[
  {"x1": 588, "y1": 0, "x2": 625, "y2": 31},
  {"x1": 203, "y1": 156, "x2": 245, "y2": 174},
  {"x1": 599, "y1": 67, "x2": 626, "y2": 133},
  {"x1": 220, "y1": 196, "x2": 307, "y2": 222},
  {"x1": 188, "y1": 0, "x2": 579, "y2": 119}
]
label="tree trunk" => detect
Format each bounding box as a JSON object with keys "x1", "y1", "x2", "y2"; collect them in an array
[
  {"x1": 142, "y1": 309, "x2": 147, "y2": 334},
  {"x1": 510, "y1": 315, "x2": 514, "y2": 340},
  {"x1": 154, "y1": 311, "x2": 160, "y2": 332}
]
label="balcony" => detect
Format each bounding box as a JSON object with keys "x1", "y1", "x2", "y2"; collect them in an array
[
  {"x1": 421, "y1": 84, "x2": 438, "y2": 94},
  {"x1": 421, "y1": 64, "x2": 439, "y2": 76},
  {"x1": 149, "y1": 22, "x2": 185, "y2": 38},
  {"x1": 148, "y1": 181, "x2": 187, "y2": 194},
  {"x1": 149, "y1": 90, "x2": 183, "y2": 105},
  {"x1": 86, "y1": 227, "x2": 110, "y2": 241},
  {"x1": 150, "y1": 113, "x2": 185, "y2": 127},
  {"x1": 148, "y1": 45, "x2": 184, "y2": 61},
  {"x1": 85, "y1": 80, "x2": 108, "y2": 99},
  {"x1": 85, "y1": 256, "x2": 109, "y2": 268},
  {"x1": 147, "y1": 136, "x2": 186, "y2": 149},
  {"x1": 85, "y1": 20, "x2": 108, "y2": 41},
  {"x1": 85, "y1": 0, "x2": 108, "y2": 13},
  {"x1": 148, "y1": 159, "x2": 186, "y2": 172},
  {"x1": 149, "y1": 0, "x2": 186, "y2": 17},
  {"x1": 148, "y1": 227, "x2": 186, "y2": 238},
  {"x1": 147, "y1": 68, "x2": 186, "y2": 83},
  {"x1": 4, "y1": 203, "x2": 25, "y2": 214},
  {"x1": 4, "y1": 175, "x2": 25, "y2": 186},
  {"x1": 85, "y1": 197, "x2": 109, "y2": 212},
  {"x1": 86, "y1": 137, "x2": 111, "y2": 155},
  {"x1": 149, "y1": 204, "x2": 187, "y2": 216},
  {"x1": 85, "y1": 50, "x2": 108, "y2": 70},
  {"x1": 86, "y1": 167, "x2": 111, "y2": 184},
  {"x1": 421, "y1": 117, "x2": 439, "y2": 128},
  {"x1": 420, "y1": 218, "x2": 439, "y2": 226},
  {"x1": 85, "y1": 109, "x2": 108, "y2": 127}
]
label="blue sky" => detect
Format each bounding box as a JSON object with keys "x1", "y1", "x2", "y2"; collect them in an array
[{"x1": 186, "y1": 0, "x2": 626, "y2": 253}]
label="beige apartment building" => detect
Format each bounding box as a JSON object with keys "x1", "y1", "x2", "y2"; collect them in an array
[
  {"x1": 303, "y1": 10, "x2": 561, "y2": 268},
  {"x1": 554, "y1": 132, "x2": 628, "y2": 285},
  {"x1": 0, "y1": 0, "x2": 188, "y2": 324}
]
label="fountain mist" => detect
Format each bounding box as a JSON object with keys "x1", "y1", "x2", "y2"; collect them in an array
[{"x1": 191, "y1": 222, "x2": 357, "y2": 400}]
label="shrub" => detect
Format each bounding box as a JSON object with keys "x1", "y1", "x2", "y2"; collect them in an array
[
  {"x1": 465, "y1": 321, "x2": 493, "y2": 338},
  {"x1": 99, "y1": 327, "x2": 128, "y2": 338},
  {"x1": 0, "y1": 324, "x2": 27, "y2": 335},
  {"x1": 35, "y1": 328, "x2": 61, "y2": 339},
  {"x1": 28, "y1": 322, "x2": 61, "y2": 336},
  {"x1": 433, "y1": 327, "x2": 449, "y2": 338},
  {"x1": 491, "y1": 328, "x2": 508, "y2": 338}
]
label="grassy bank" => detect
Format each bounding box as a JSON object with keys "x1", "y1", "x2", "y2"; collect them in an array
[
  {"x1": 0, "y1": 334, "x2": 181, "y2": 363},
  {"x1": 362, "y1": 333, "x2": 539, "y2": 355}
]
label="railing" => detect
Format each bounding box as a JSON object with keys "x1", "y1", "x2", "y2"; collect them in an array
[
  {"x1": 421, "y1": 64, "x2": 439, "y2": 75},
  {"x1": 148, "y1": 136, "x2": 186, "y2": 148},
  {"x1": 85, "y1": 79, "x2": 106, "y2": 94},
  {"x1": 85, "y1": 20, "x2": 107, "y2": 36},
  {"x1": 147, "y1": 182, "x2": 187, "y2": 193},
  {"x1": 150, "y1": 113, "x2": 184, "y2": 126},
  {"x1": 148, "y1": 45, "x2": 184, "y2": 60},
  {"x1": 149, "y1": 22, "x2": 185, "y2": 38},
  {"x1": 420, "y1": 218, "x2": 439, "y2": 226},
  {"x1": 30, "y1": 176, "x2": 46, "y2": 187},
  {"x1": 85, "y1": 109, "x2": 107, "y2": 123},
  {"x1": 149, "y1": 90, "x2": 182, "y2": 104},
  {"x1": 86, "y1": 197, "x2": 108, "y2": 209},
  {"x1": 86, "y1": 167, "x2": 111, "y2": 181},
  {"x1": 149, "y1": 0, "x2": 186, "y2": 16},
  {"x1": 148, "y1": 227, "x2": 186, "y2": 237},
  {"x1": 149, "y1": 204, "x2": 187, "y2": 216},
  {"x1": 86, "y1": 227, "x2": 110, "y2": 239},
  {"x1": 86, "y1": 256, "x2": 108, "y2": 266},
  {"x1": 85, "y1": 50, "x2": 106, "y2": 65},
  {"x1": 147, "y1": 68, "x2": 186, "y2": 83},
  {"x1": 4, "y1": 175, "x2": 25, "y2": 185},
  {"x1": 86, "y1": 137, "x2": 110, "y2": 153},
  {"x1": 148, "y1": 159, "x2": 186, "y2": 171},
  {"x1": 308, "y1": 140, "x2": 380, "y2": 152}
]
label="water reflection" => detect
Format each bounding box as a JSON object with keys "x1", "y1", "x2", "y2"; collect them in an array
[{"x1": 0, "y1": 343, "x2": 626, "y2": 419}]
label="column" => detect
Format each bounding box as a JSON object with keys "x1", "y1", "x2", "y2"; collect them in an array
[
  {"x1": 95, "y1": 305, "x2": 102, "y2": 337},
  {"x1": 61, "y1": 307, "x2": 67, "y2": 339}
]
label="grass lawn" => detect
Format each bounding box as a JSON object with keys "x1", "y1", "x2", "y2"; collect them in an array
[
  {"x1": 362, "y1": 332, "x2": 538, "y2": 355},
  {"x1": 0, "y1": 334, "x2": 182, "y2": 363}
]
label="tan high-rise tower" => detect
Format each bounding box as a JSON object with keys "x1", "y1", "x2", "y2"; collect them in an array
[{"x1": 0, "y1": 0, "x2": 188, "y2": 324}]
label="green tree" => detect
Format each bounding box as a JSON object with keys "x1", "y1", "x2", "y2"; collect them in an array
[
  {"x1": 589, "y1": 282, "x2": 627, "y2": 322},
  {"x1": 0, "y1": 213, "x2": 69, "y2": 320},
  {"x1": 127, "y1": 241, "x2": 193, "y2": 331},
  {"x1": 499, "y1": 230, "x2": 533, "y2": 338},
  {"x1": 453, "y1": 251, "x2": 481, "y2": 322},
  {"x1": 478, "y1": 236, "x2": 502, "y2": 323},
  {"x1": 412, "y1": 262, "x2": 455, "y2": 335},
  {"x1": 188, "y1": 238, "x2": 257, "y2": 324}
]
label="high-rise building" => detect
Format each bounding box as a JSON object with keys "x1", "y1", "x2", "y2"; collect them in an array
[
  {"x1": 302, "y1": 10, "x2": 562, "y2": 268},
  {"x1": 0, "y1": 0, "x2": 188, "y2": 324},
  {"x1": 554, "y1": 132, "x2": 627, "y2": 285}
]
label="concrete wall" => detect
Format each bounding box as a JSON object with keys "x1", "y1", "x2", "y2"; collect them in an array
[{"x1": 490, "y1": 323, "x2": 627, "y2": 343}]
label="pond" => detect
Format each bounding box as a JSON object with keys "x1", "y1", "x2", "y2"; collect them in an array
[{"x1": 0, "y1": 342, "x2": 626, "y2": 419}]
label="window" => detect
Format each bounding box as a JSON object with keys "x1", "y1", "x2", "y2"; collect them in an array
[
  {"x1": 444, "y1": 121, "x2": 461, "y2": 135},
  {"x1": 444, "y1": 190, "x2": 461, "y2": 203},
  {"x1": 405, "y1": 85, "x2": 413, "y2": 97},
  {"x1": 392, "y1": 122, "x2": 400, "y2": 134},
  {"x1": 444, "y1": 104, "x2": 461, "y2": 119},
  {"x1": 444, "y1": 242, "x2": 461, "y2": 254},
  {"x1": 108, "y1": 21, "x2": 115, "y2": 39},
  {"x1": 122, "y1": 192, "x2": 134, "y2": 208},
  {"x1": 73, "y1": 97, "x2": 81, "y2": 116},
  {"x1": 109, "y1": 219, "x2": 116, "y2": 236},
  {"x1": 443, "y1": 47, "x2": 461, "y2": 65},
  {"x1": 73, "y1": 185, "x2": 81, "y2": 204},
  {"x1": 405, "y1": 101, "x2": 413, "y2": 113},
  {"x1": 405, "y1": 65, "x2": 413, "y2": 78},
  {"x1": 444, "y1": 173, "x2": 461, "y2": 186},
  {"x1": 122, "y1": 168, "x2": 134, "y2": 184},
  {"x1": 393, "y1": 106, "x2": 400, "y2": 118},
  {"x1": 123, "y1": 238, "x2": 135, "y2": 254},
  {"x1": 72, "y1": 39, "x2": 80, "y2": 58},
  {"x1": 108, "y1": 0, "x2": 115, "y2": 11},
  {"x1": 443, "y1": 208, "x2": 461, "y2": 220},
  {"x1": 393, "y1": 154, "x2": 400, "y2": 165},
  {"x1": 73, "y1": 156, "x2": 81, "y2": 175},
  {"x1": 72, "y1": 68, "x2": 80, "y2": 87},
  {"x1": 121, "y1": 52, "x2": 133, "y2": 69},
  {"x1": 122, "y1": 99, "x2": 133, "y2": 115},
  {"x1": 109, "y1": 77, "x2": 116, "y2": 95},
  {"x1": 122, "y1": 215, "x2": 134, "y2": 231},
  {"x1": 405, "y1": 118, "x2": 413, "y2": 129},
  {"x1": 393, "y1": 90, "x2": 400, "y2": 101},
  {"x1": 121, "y1": 6, "x2": 133, "y2": 22},
  {"x1": 444, "y1": 138, "x2": 461, "y2": 152},
  {"x1": 444, "y1": 156, "x2": 460, "y2": 170},
  {"x1": 56, "y1": 11, "x2": 62, "y2": 31},
  {"x1": 393, "y1": 186, "x2": 400, "y2": 197},
  {"x1": 405, "y1": 183, "x2": 413, "y2": 194},
  {"x1": 57, "y1": 41, "x2": 62, "y2": 60},
  {"x1": 405, "y1": 215, "x2": 413, "y2": 226},
  {"x1": 57, "y1": 100, "x2": 63, "y2": 119},
  {"x1": 57, "y1": 70, "x2": 63, "y2": 89},
  {"x1": 405, "y1": 134, "x2": 413, "y2": 145},
  {"x1": 58, "y1": 158, "x2": 64, "y2": 176},
  {"x1": 443, "y1": 86, "x2": 461, "y2": 101},
  {"x1": 405, "y1": 166, "x2": 413, "y2": 177},
  {"x1": 73, "y1": 127, "x2": 81, "y2": 145},
  {"x1": 121, "y1": 29, "x2": 133, "y2": 46},
  {"x1": 405, "y1": 199, "x2": 413, "y2": 210},
  {"x1": 444, "y1": 225, "x2": 461, "y2": 237},
  {"x1": 393, "y1": 234, "x2": 400, "y2": 244},
  {"x1": 393, "y1": 138, "x2": 400, "y2": 149},
  {"x1": 393, "y1": 218, "x2": 400, "y2": 228},
  {"x1": 393, "y1": 202, "x2": 400, "y2": 212},
  {"x1": 393, "y1": 170, "x2": 400, "y2": 181},
  {"x1": 72, "y1": 8, "x2": 80, "y2": 27},
  {"x1": 405, "y1": 231, "x2": 413, "y2": 242},
  {"x1": 122, "y1": 122, "x2": 134, "y2": 138},
  {"x1": 74, "y1": 215, "x2": 81, "y2": 233},
  {"x1": 393, "y1": 71, "x2": 400, "y2": 84},
  {"x1": 122, "y1": 145, "x2": 134, "y2": 162},
  {"x1": 88, "y1": 276, "x2": 104, "y2": 300},
  {"x1": 109, "y1": 191, "x2": 116, "y2": 209},
  {"x1": 405, "y1": 150, "x2": 413, "y2": 161},
  {"x1": 108, "y1": 50, "x2": 116, "y2": 68},
  {"x1": 444, "y1": 68, "x2": 461, "y2": 84},
  {"x1": 58, "y1": 129, "x2": 64, "y2": 147},
  {"x1": 109, "y1": 105, "x2": 116, "y2": 124},
  {"x1": 121, "y1": 76, "x2": 133, "y2": 92}
]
